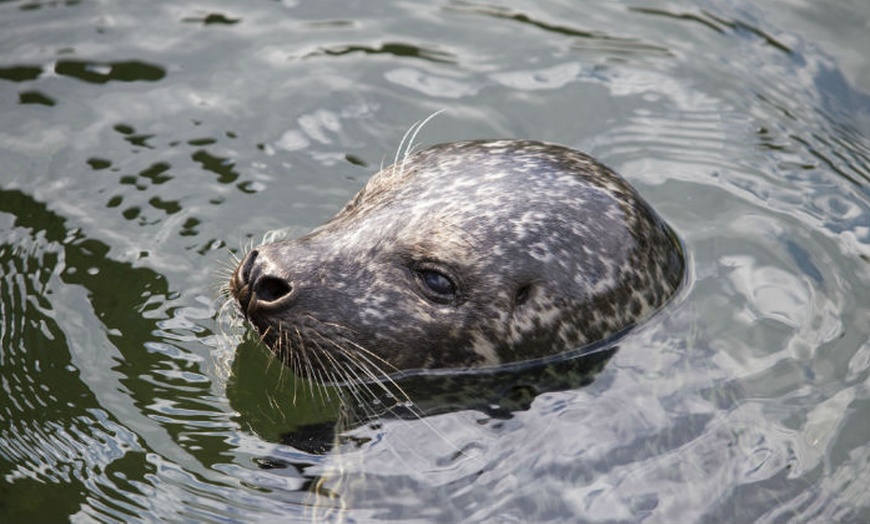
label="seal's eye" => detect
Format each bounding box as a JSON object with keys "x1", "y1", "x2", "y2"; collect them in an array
[
  {"x1": 423, "y1": 270, "x2": 454, "y2": 295},
  {"x1": 415, "y1": 268, "x2": 457, "y2": 303}
]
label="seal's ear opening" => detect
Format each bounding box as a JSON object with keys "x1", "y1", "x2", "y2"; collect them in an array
[{"x1": 515, "y1": 284, "x2": 532, "y2": 307}]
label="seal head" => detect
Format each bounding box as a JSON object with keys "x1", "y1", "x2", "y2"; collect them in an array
[{"x1": 230, "y1": 140, "x2": 684, "y2": 379}]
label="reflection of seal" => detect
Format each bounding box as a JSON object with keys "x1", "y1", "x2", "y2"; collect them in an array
[{"x1": 229, "y1": 140, "x2": 684, "y2": 381}]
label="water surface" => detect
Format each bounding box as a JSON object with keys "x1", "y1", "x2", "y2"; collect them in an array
[{"x1": 1, "y1": 0, "x2": 870, "y2": 521}]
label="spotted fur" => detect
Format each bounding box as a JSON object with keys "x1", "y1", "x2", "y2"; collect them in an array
[{"x1": 230, "y1": 140, "x2": 684, "y2": 379}]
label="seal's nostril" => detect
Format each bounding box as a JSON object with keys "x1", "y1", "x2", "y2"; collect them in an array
[
  {"x1": 254, "y1": 276, "x2": 293, "y2": 302},
  {"x1": 240, "y1": 249, "x2": 258, "y2": 284}
]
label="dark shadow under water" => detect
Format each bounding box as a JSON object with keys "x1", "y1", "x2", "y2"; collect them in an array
[{"x1": 227, "y1": 334, "x2": 619, "y2": 457}]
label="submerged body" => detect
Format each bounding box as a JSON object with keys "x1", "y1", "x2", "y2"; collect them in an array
[{"x1": 230, "y1": 140, "x2": 684, "y2": 379}]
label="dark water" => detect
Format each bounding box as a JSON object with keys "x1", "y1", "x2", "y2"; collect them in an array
[{"x1": 2, "y1": 0, "x2": 870, "y2": 521}]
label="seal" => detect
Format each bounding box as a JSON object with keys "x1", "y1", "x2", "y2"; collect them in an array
[{"x1": 229, "y1": 140, "x2": 684, "y2": 383}]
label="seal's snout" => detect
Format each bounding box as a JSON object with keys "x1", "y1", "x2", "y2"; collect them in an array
[
  {"x1": 229, "y1": 250, "x2": 257, "y2": 315},
  {"x1": 230, "y1": 249, "x2": 294, "y2": 318},
  {"x1": 238, "y1": 249, "x2": 258, "y2": 286}
]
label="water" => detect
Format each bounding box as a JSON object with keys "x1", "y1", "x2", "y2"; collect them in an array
[{"x1": 1, "y1": 0, "x2": 869, "y2": 521}]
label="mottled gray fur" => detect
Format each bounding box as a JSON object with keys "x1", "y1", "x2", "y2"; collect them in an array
[{"x1": 230, "y1": 140, "x2": 684, "y2": 379}]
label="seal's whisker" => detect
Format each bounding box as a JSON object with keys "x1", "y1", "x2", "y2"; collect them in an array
[
  {"x1": 256, "y1": 324, "x2": 273, "y2": 347},
  {"x1": 225, "y1": 248, "x2": 241, "y2": 266},
  {"x1": 312, "y1": 340, "x2": 354, "y2": 407},
  {"x1": 311, "y1": 332, "x2": 381, "y2": 397},
  {"x1": 347, "y1": 355, "x2": 407, "y2": 406},
  {"x1": 329, "y1": 343, "x2": 471, "y2": 457},
  {"x1": 336, "y1": 336, "x2": 413, "y2": 400},
  {"x1": 404, "y1": 109, "x2": 444, "y2": 159},
  {"x1": 306, "y1": 341, "x2": 336, "y2": 405},
  {"x1": 324, "y1": 335, "x2": 398, "y2": 390},
  {"x1": 307, "y1": 331, "x2": 401, "y2": 417},
  {"x1": 306, "y1": 363, "x2": 328, "y2": 405},
  {"x1": 312, "y1": 337, "x2": 360, "y2": 410},
  {"x1": 290, "y1": 327, "x2": 309, "y2": 405},
  {"x1": 331, "y1": 360, "x2": 374, "y2": 413},
  {"x1": 334, "y1": 346, "x2": 422, "y2": 421},
  {"x1": 304, "y1": 356, "x2": 323, "y2": 401},
  {"x1": 214, "y1": 263, "x2": 237, "y2": 284},
  {"x1": 302, "y1": 352, "x2": 327, "y2": 405},
  {"x1": 310, "y1": 347, "x2": 371, "y2": 416},
  {"x1": 393, "y1": 120, "x2": 419, "y2": 178},
  {"x1": 315, "y1": 319, "x2": 404, "y2": 376},
  {"x1": 390, "y1": 110, "x2": 446, "y2": 180},
  {"x1": 273, "y1": 325, "x2": 291, "y2": 390},
  {"x1": 263, "y1": 326, "x2": 284, "y2": 384},
  {"x1": 232, "y1": 238, "x2": 255, "y2": 267},
  {"x1": 398, "y1": 110, "x2": 445, "y2": 178},
  {"x1": 343, "y1": 360, "x2": 391, "y2": 407},
  {"x1": 214, "y1": 248, "x2": 244, "y2": 291},
  {"x1": 329, "y1": 351, "x2": 371, "y2": 390}
]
